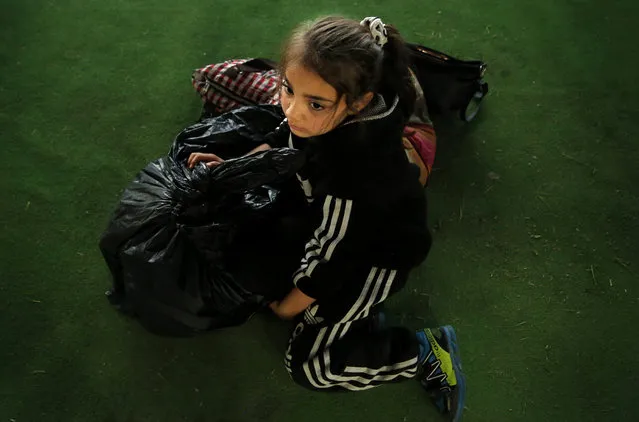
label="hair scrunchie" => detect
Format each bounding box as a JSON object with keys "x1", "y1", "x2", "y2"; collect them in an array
[{"x1": 360, "y1": 16, "x2": 388, "y2": 48}]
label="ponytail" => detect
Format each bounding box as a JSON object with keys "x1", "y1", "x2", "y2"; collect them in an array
[{"x1": 378, "y1": 25, "x2": 416, "y2": 120}]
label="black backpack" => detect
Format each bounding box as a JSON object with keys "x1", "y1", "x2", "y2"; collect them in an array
[{"x1": 407, "y1": 43, "x2": 488, "y2": 122}]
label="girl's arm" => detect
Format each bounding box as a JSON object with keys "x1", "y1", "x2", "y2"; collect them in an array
[
  {"x1": 246, "y1": 143, "x2": 272, "y2": 155},
  {"x1": 187, "y1": 144, "x2": 272, "y2": 168},
  {"x1": 269, "y1": 287, "x2": 315, "y2": 320}
]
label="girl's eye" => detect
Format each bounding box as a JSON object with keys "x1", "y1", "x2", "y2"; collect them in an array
[
  {"x1": 283, "y1": 84, "x2": 293, "y2": 95},
  {"x1": 310, "y1": 102, "x2": 324, "y2": 111}
]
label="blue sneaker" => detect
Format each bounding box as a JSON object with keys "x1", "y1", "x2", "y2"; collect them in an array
[{"x1": 416, "y1": 325, "x2": 466, "y2": 422}]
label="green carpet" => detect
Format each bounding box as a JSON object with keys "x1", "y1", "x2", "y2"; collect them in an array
[{"x1": 1, "y1": 0, "x2": 638, "y2": 421}]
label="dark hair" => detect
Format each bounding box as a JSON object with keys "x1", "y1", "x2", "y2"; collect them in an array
[{"x1": 280, "y1": 16, "x2": 416, "y2": 119}]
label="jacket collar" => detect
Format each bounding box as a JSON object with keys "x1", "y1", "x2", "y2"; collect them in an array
[{"x1": 343, "y1": 94, "x2": 399, "y2": 126}]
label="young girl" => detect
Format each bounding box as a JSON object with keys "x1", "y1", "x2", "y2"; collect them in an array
[{"x1": 190, "y1": 16, "x2": 465, "y2": 421}]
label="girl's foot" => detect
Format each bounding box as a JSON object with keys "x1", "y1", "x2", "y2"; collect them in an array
[{"x1": 416, "y1": 325, "x2": 466, "y2": 421}]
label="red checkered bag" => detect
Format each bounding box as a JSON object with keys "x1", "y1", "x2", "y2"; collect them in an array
[{"x1": 192, "y1": 58, "x2": 281, "y2": 117}]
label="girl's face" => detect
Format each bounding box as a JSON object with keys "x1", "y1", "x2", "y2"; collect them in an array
[{"x1": 280, "y1": 63, "x2": 350, "y2": 138}]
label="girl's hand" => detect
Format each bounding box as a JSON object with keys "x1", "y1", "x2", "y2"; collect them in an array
[
  {"x1": 269, "y1": 301, "x2": 280, "y2": 313},
  {"x1": 269, "y1": 288, "x2": 315, "y2": 320},
  {"x1": 187, "y1": 152, "x2": 225, "y2": 169}
]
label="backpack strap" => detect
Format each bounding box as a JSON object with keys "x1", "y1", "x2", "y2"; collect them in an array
[{"x1": 224, "y1": 58, "x2": 278, "y2": 78}]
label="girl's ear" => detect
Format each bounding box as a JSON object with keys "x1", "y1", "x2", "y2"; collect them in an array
[{"x1": 350, "y1": 92, "x2": 374, "y2": 114}]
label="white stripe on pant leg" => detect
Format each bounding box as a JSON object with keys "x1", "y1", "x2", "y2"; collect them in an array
[
  {"x1": 340, "y1": 267, "x2": 378, "y2": 323},
  {"x1": 302, "y1": 327, "x2": 330, "y2": 389},
  {"x1": 324, "y1": 312, "x2": 419, "y2": 389},
  {"x1": 305, "y1": 321, "x2": 418, "y2": 390},
  {"x1": 338, "y1": 321, "x2": 352, "y2": 340},
  {"x1": 317, "y1": 322, "x2": 345, "y2": 381},
  {"x1": 314, "y1": 268, "x2": 400, "y2": 389},
  {"x1": 374, "y1": 269, "x2": 397, "y2": 306},
  {"x1": 319, "y1": 322, "x2": 369, "y2": 389},
  {"x1": 327, "y1": 369, "x2": 417, "y2": 391},
  {"x1": 340, "y1": 383, "x2": 377, "y2": 391},
  {"x1": 356, "y1": 268, "x2": 387, "y2": 319},
  {"x1": 310, "y1": 324, "x2": 345, "y2": 389},
  {"x1": 341, "y1": 369, "x2": 419, "y2": 387},
  {"x1": 303, "y1": 323, "x2": 349, "y2": 390},
  {"x1": 326, "y1": 356, "x2": 419, "y2": 387},
  {"x1": 299, "y1": 268, "x2": 404, "y2": 390},
  {"x1": 285, "y1": 320, "x2": 307, "y2": 374},
  {"x1": 354, "y1": 268, "x2": 394, "y2": 321},
  {"x1": 343, "y1": 357, "x2": 419, "y2": 376},
  {"x1": 359, "y1": 308, "x2": 370, "y2": 320},
  {"x1": 332, "y1": 368, "x2": 418, "y2": 392},
  {"x1": 324, "y1": 353, "x2": 419, "y2": 388}
]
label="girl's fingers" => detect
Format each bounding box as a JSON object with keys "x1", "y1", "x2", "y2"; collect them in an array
[
  {"x1": 188, "y1": 153, "x2": 198, "y2": 168},
  {"x1": 188, "y1": 153, "x2": 224, "y2": 169},
  {"x1": 189, "y1": 153, "x2": 205, "y2": 168}
]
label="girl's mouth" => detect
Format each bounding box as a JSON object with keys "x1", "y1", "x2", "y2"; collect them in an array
[{"x1": 288, "y1": 121, "x2": 306, "y2": 133}]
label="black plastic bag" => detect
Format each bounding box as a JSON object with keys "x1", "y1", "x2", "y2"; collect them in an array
[
  {"x1": 100, "y1": 107, "x2": 308, "y2": 336},
  {"x1": 170, "y1": 104, "x2": 285, "y2": 162}
]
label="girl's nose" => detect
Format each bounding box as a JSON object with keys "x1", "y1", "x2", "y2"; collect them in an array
[{"x1": 286, "y1": 99, "x2": 304, "y2": 123}]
